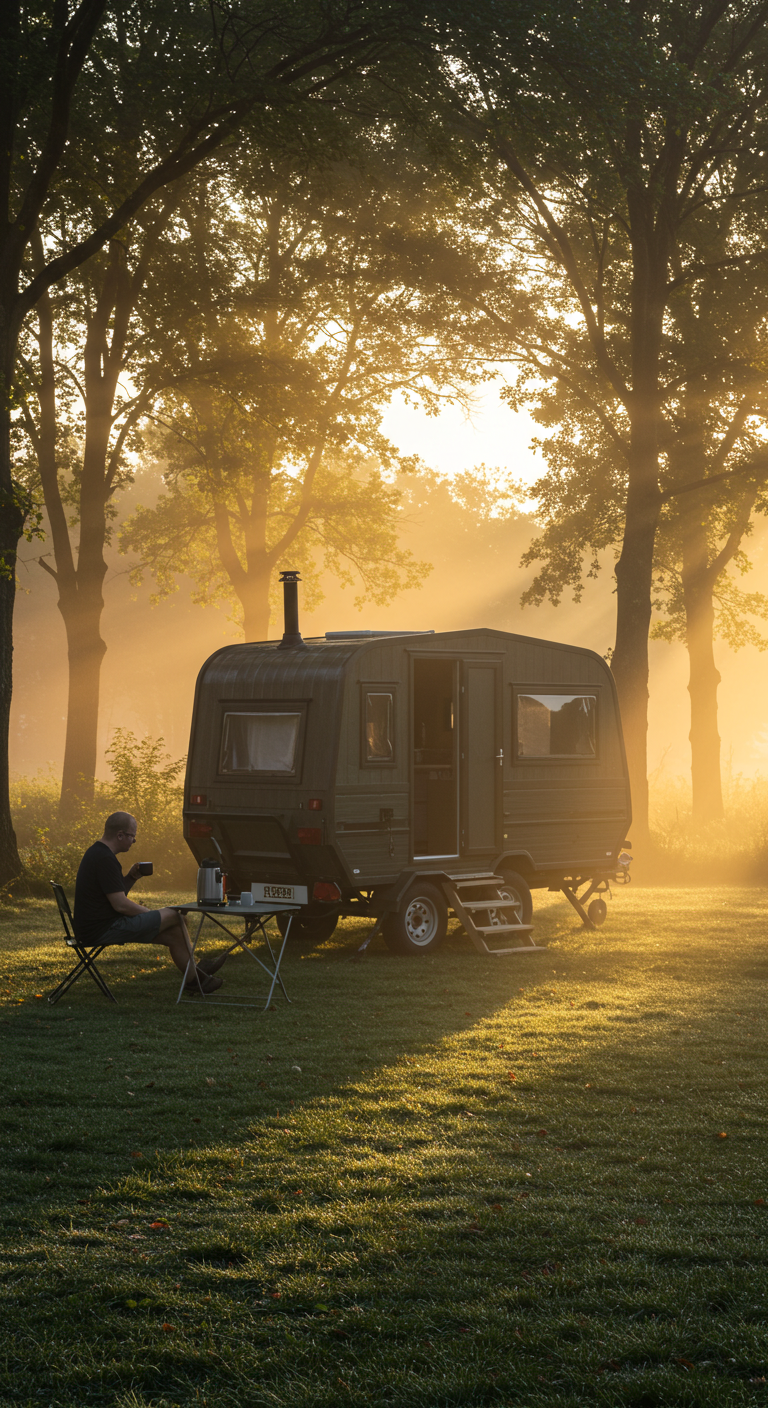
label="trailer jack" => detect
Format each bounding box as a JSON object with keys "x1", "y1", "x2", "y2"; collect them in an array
[{"x1": 561, "y1": 877, "x2": 613, "y2": 931}]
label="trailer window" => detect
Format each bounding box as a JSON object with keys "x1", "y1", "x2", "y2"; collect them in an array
[
  {"x1": 516, "y1": 693, "x2": 597, "y2": 758},
  {"x1": 365, "y1": 691, "x2": 394, "y2": 763},
  {"x1": 219, "y1": 712, "x2": 302, "y2": 774}
]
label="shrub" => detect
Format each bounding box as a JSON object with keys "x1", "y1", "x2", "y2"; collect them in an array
[
  {"x1": 11, "y1": 732, "x2": 196, "y2": 892},
  {"x1": 648, "y1": 765, "x2": 768, "y2": 883}
]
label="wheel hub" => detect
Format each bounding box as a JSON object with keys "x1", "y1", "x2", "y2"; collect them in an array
[{"x1": 404, "y1": 897, "x2": 438, "y2": 946}]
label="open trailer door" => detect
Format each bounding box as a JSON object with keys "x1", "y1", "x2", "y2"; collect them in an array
[{"x1": 460, "y1": 659, "x2": 503, "y2": 857}]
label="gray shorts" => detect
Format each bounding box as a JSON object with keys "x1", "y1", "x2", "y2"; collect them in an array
[{"x1": 99, "y1": 911, "x2": 163, "y2": 945}]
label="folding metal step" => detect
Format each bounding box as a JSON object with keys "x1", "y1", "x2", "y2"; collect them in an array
[{"x1": 442, "y1": 874, "x2": 547, "y2": 957}]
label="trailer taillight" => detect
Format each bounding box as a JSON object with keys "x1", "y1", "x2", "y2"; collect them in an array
[
  {"x1": 313, "y1": 880, "x2": 341, "y2": 902},
  {"x1": 188, "y1": 821, "x2": 212, "y2": 837},
  {"x1": 297, "y1": 827, "x2": 321, "y2": 845},
  {"x1": 308, "y1": 798, "x2": 322, "y2": 810},
  {"x1": 190, "y1": 793, "x2": 207, "y2": 806}
]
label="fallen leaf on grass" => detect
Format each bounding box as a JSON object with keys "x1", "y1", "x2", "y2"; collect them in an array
[
  {"x1": 145, "y1": 1082, "x2": 154, "y2": 1089},
  {"x1": 536, "y1": 1129, "x2": 547, "y2": 1138},
  {"x1": 750, "y1": 1376, "x2": 766, "y2": 1384},
  {"x1": 635, "y1": 1216, "x2": 648, "y2": 1226},
  {"x1": 491, "y1": 1203, "x2": 503, "y2": 1212},
  {"x1": 270, "y1": 1292, "x2": 281, "y2": 1299},
  {"x1": 755, "y1": 1198, "x2": 765, "y2": 1206},
  {"x1": 149, "y1": 1221, "x2": 169, "y2": 1231},
  {"x1": 677, "y1": 1356, "x2": 695, "y2": 1371},
  {"x1": 161, "y1": 1322, "x2": 175, "y2": 1333},
  {"x1": 206, "y1": 1077, "x2": 215, "y2": 1086},
  {"x1": 716, "y1": 1132, "x2": 728, "y2": 1140},
  {"x1": 130, "y1": 1151, "x2": 142, "y2": 1158}
]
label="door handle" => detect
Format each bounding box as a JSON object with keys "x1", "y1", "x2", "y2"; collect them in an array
[{"x1": 496, "y1": 749, "x2": 504, "y2": 765}]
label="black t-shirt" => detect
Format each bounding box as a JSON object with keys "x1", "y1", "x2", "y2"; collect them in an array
[{"x1": 73, "y1": 842, "x2": 130, "y2": 944}]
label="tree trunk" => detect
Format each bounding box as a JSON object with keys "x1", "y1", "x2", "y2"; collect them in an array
[
  {"x1": 680, "y1": 502, "x2": 726, "y2": 823},
  {"x1": 610, "y1": 180, "x2": 668, "y2": 847},
  {"x1": 0, "y1": 395, "x2": 24, "y2": 884},
  {"x1": 683, "y1": 571, "x2": 723, "y2": 822},
  {"x1": 58, "y1": 395, "x2": 111, "y2": 812},
  {"x1": 241, "y1": 571, "x2": 272, "y2": 642},
  {"x1": 58, "y1": 585, "x2": 108, "y2": 812},
  {"x1": 0, "y1": 318, "x2": 25, "y2": 885},
  {"x1": 611, "y1": 430, "x2": 662, "y2": 847}
]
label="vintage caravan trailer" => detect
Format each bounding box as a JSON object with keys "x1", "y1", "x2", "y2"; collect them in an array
[{"x1": 183, "y1": 577, "x2": 632, "y2": 955}]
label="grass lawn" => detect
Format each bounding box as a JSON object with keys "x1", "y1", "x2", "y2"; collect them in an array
[{"x1": 2, "y1": 885, "x2": 768, "y2": 1407}]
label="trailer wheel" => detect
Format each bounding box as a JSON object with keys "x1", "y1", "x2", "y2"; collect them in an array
[
  {"x1": 587, "y1": 897, "x2": 608, "y2": 928},
  {"x1": 384, "y1": 882, "x2": 448, "y2": 956},
  {"x1": 498, "y1": 870, "x2": 534, "y2": 928},
  {"x1": 276, "y1": 912, "x2": 338, "y2": 944}
]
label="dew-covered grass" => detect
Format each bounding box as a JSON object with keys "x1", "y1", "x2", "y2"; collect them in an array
[{"x1": 2, "y1": 885, "x2": 768, "y2": 1406}]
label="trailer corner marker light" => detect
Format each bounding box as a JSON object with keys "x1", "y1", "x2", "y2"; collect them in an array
[
  {"x1": 189, "y1": 821, "x2": 212, "y2": 837},
  {"x1": 308, "y1": 798, "x2": 322, "y2": 811},
  {"x1": 190, "y1": 793, "x2": 207, "y2": 806},
  {"x1": 298, "y1": 827, "x2": 322, "y2": 845},
  {"x1": 313, "y1": 880, "x2": 341, "y2": 902}
]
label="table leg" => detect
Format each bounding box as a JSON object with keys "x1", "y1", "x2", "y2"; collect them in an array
[
  {"x1": 263, "y1": 914, "x2": 292, "y2": 1009},
  {"x1": 176, "y1": 913, "x2": 206, "y2": 1003}
]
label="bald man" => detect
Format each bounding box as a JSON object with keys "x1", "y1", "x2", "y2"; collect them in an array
[{"x1": 73, "y1": 811, "x2": 223, "y2": 993}]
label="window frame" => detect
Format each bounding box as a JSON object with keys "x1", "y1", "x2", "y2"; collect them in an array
[
  {"x1": 216, "y1": 701, "x2": 308, "y2": 781},
  {"x1": 360, "y1": 683, "x2": 397, "y2": 769},
  {"x1": 512, "y1": 685, "x2": 600, "y2": 763}
]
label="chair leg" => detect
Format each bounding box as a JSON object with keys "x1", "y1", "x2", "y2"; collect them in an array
[{"x1": 47, "y1": 945, "x2": 117, "y2": 1004}]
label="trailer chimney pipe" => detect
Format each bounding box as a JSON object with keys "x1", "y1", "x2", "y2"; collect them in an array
[{"x1": 277, "y1": 570, "x2": 307, "y2": 649}]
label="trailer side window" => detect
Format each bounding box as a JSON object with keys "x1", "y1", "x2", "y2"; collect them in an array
[
  {"x1": 219, "y1": 711, "x2": 302, "y2": 774},
  {"x1": 364, "y1": 691, "x2": 394, "y2": 763},
  {"x1": 516, "y1": 693, "x2": 597, "y2": 758}
]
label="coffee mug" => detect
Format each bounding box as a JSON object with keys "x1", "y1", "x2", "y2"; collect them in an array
[{"x1": 137, "y1": 861, "x2": 153, "y2": 877}]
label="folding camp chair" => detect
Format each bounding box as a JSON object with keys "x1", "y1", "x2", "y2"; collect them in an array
[{"x1": 47, "y1": 881, "x2": 118, "y2": 1005}]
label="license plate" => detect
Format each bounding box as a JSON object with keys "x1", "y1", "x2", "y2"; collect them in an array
[{"x1": 251, "y1": 883, "x2": 307, "y2": 905}]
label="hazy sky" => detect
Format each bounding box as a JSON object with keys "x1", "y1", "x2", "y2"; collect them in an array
[{"x1": 381, "y1": 380, "x2": 540, "y2": 486}]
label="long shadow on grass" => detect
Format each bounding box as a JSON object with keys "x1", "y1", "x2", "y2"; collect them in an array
[{"x1": 3, "y1": 893, "x2": 768, "y2": 1405}]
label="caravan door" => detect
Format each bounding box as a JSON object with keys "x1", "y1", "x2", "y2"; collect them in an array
[{"x1": 461, "y1": 660, "x2": 503, "y2": 855}]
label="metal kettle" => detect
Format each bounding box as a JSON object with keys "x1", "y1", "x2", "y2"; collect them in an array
[{"x1": 197, "y1": 858, "x2": 225, "y2": 906}]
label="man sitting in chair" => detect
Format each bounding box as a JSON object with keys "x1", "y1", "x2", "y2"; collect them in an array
[{"x1": 74, "y1": 812, "x2": 224, "y2": 994}]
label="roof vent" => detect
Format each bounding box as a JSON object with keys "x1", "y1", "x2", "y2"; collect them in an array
[{"x1": 324, "y1": 629, "x2": 434, "y2": 640}]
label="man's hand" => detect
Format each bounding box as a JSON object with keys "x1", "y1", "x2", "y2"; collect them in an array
[
  {"x1": 106, "y1": 891, "x2": 146, "y2": 916},
  {"x1": 126, "y1": 862, "x2": 142, "y2": 882}
]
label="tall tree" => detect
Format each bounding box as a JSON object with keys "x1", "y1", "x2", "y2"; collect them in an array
[
  {"x1": 500, "y1": 171, "x2": 768, "y2": 824},
  {"x1": 422, "y1": 0, "x2": 768, "y2": 839},
  {"x1": 119, "y1": 154, "x2": 477, "y2": 636},
  {"x1": 15, "y1": 208, "x2": 179, "y2": 811},
  {"x1": 1, "y1": 0, "x2": 407, "y2": 880}
]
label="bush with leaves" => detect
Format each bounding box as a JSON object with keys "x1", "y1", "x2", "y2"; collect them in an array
[{"x1": 10, "y1": 732, "x2": 195, "y2": 893}]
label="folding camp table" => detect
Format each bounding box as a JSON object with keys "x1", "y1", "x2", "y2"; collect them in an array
[{"x1": 172, "y1": 901, "x2": 300, "y2": 1010}]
